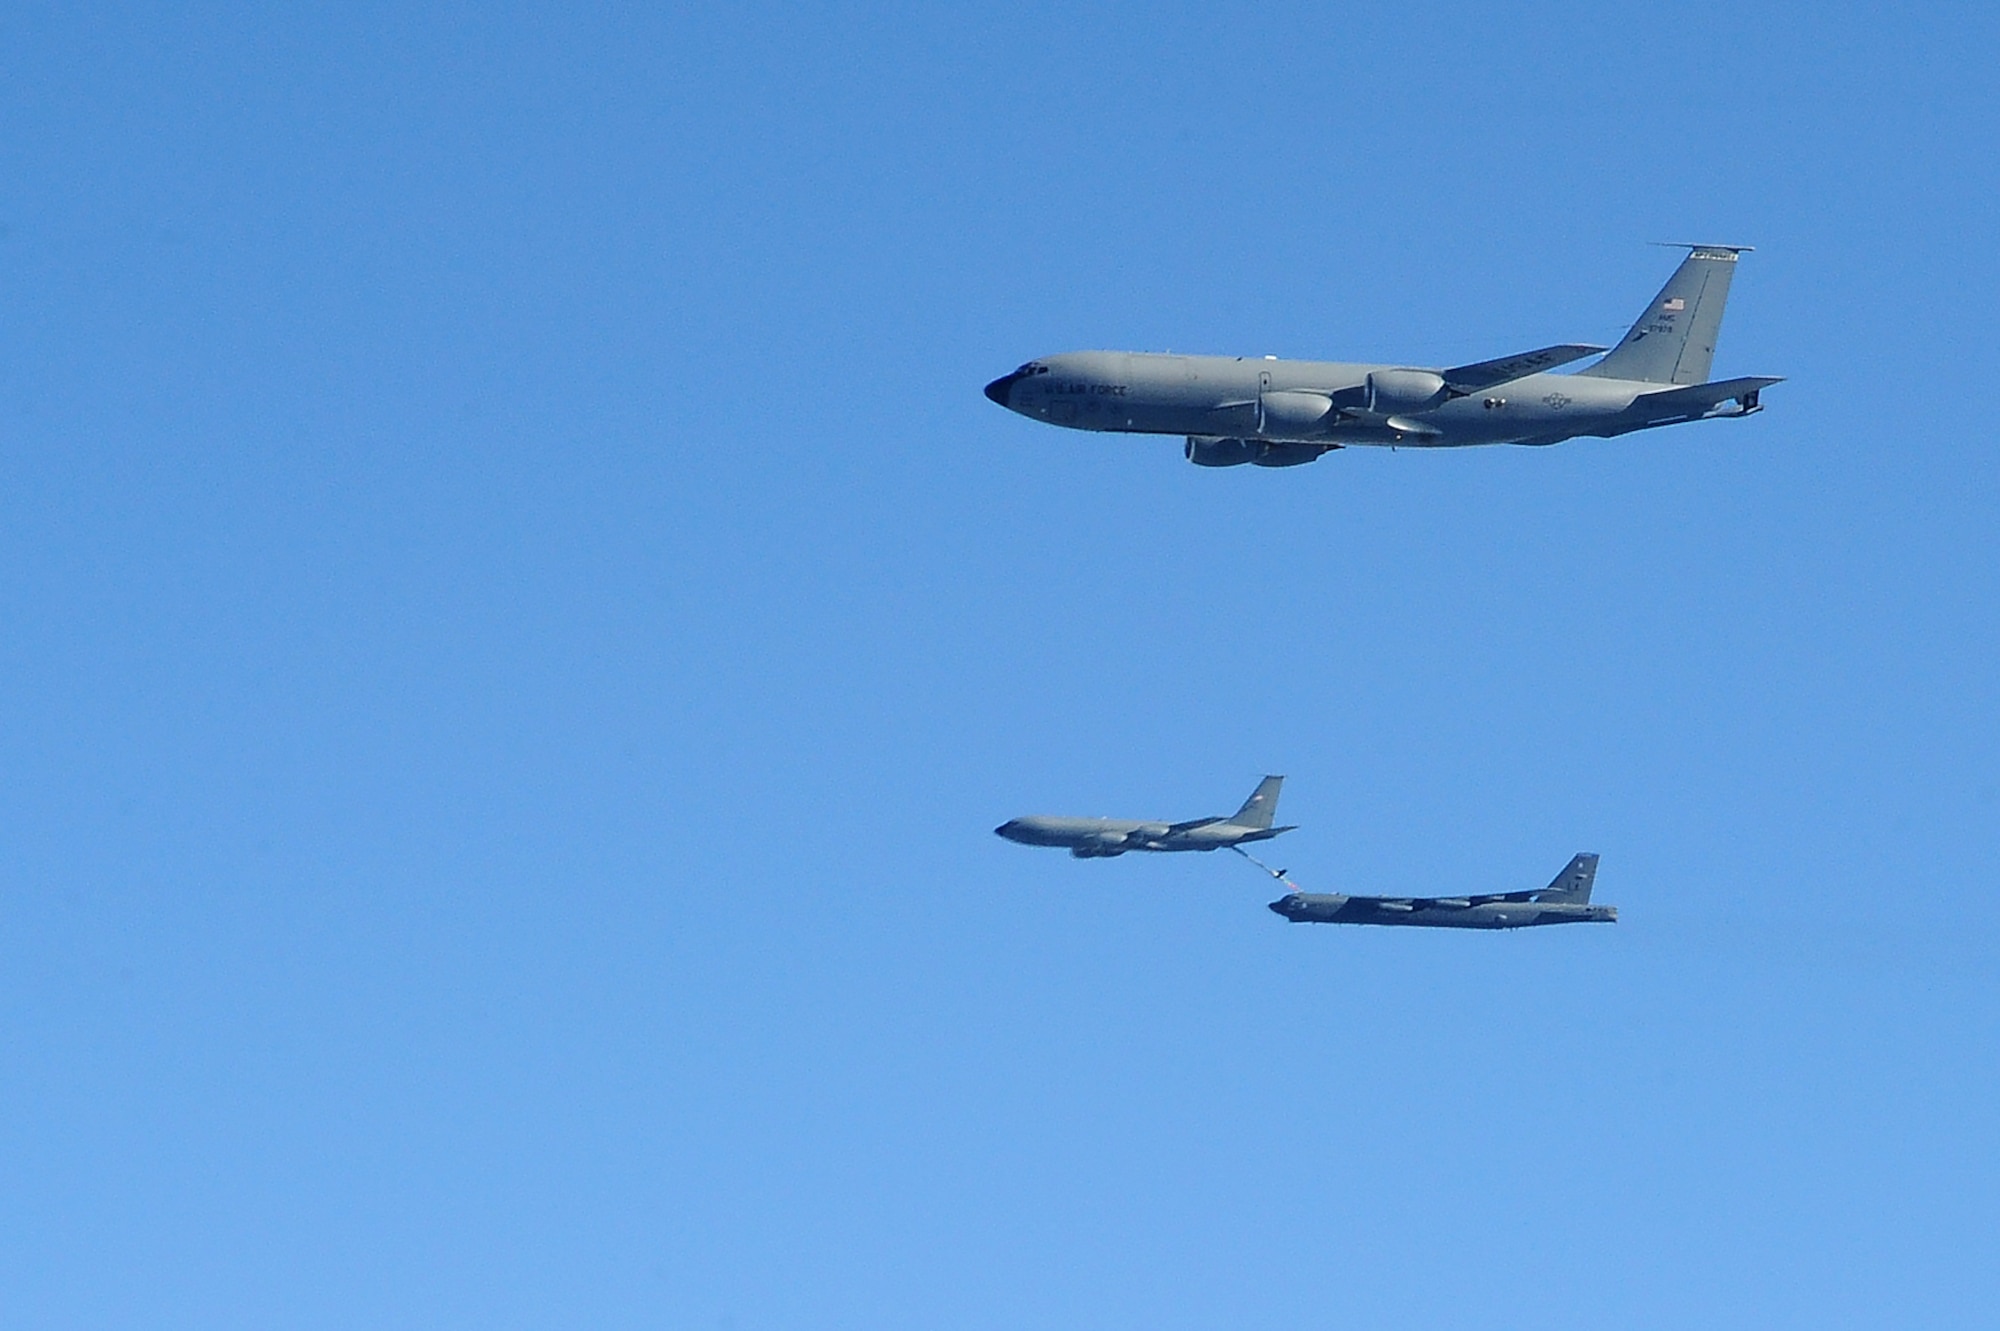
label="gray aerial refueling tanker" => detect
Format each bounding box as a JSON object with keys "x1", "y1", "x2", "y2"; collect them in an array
[{"x1": 984, "y1": 247, "x2": 1778, "y2": 464}]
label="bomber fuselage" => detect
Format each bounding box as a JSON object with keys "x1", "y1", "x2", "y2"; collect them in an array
[{"x1": 1269, "y1": 892, "x2": 1616, "y2": 929}]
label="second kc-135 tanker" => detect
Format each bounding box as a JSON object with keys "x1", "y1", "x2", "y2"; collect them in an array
[
  {"x1": 984, "y1": 246, "x2": 1779, "y2": 463},
  {"x1": 996, "y1": 776, "x2": 1293, "y2": 858},
  {"x1": 1250, "y1": 851, "x2": 1615, "y2": 930}
]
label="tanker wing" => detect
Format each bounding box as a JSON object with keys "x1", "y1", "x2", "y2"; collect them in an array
[{"x1": 1442, "y1": 344, "x2": 1608, "y2": 394}]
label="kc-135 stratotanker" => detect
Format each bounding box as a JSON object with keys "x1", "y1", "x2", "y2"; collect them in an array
[
  {"x1": 983, "y1": 246, "x2": 1778, "y2": 464},
  {"x1": 996, "y1": 776, "x2": 1292, "y2": 858}
]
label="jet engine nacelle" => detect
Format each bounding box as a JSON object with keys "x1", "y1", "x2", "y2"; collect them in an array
[
  {"x1": 1185, "y1": 437, "x2": 1326, "y2": 468},
  {"x1": 1365, "y1": 369, "x2": 1448, "y2": 413},
  {"x1": 1186, "y1": 436, "x2": 1259, "y2": 467},
  {"x1": 1259, "y1": 390, "x2": 1333, "y2": 434},
  {"x1": 1250, "y1": 443, "x2": 1323, "y2": 468}
]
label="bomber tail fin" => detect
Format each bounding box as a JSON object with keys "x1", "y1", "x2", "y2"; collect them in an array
[
  {"x1": 1536, "y1": 853, "x2": 1600, "y2": 904},
  {"x1": 1230, "y1": 775, "x2": 1284, "y2": 830},
  {"x1": 1578, "y1": 246, "x2": 1749, "y2": 385}
]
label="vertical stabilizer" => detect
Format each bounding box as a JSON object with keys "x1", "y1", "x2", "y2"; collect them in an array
[
  {"x1": 1578, "y1": 246, "x2": 1748, "y2": 385},
  {"x1": 1231, "y1": 776, "x2": 1284, "y2": 830},
  {"x1": 1537, "y1": 853, "x2": 1599, "y2": 904}
]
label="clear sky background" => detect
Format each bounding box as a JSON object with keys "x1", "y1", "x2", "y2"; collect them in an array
[{"x1": 2, "y1": 3, "x2": 1996, "y2": 1328}]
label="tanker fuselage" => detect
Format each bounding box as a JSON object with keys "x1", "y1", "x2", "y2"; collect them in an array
[{"x1": 985, "y1": 350, "x2": 1663, "y2": 452}]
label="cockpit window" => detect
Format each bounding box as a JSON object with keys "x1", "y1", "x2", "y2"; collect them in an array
[{"x1": 1015, "y1": 362, "x2": 1051, "y2": 375}]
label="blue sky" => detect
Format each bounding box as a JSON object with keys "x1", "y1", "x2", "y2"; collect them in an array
[{"x1": 2, "y1": 3, "x2": 1997, "y2": 1327}]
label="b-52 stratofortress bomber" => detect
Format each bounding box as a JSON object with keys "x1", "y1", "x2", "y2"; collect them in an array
[
  {"x1": 983, "y1": 246, "x2": 1779, "y2": 463},
  {"x1": 996, "y1": 776, "x2": 1292, "y2": 858},
  {"x1": 1249, "y1": 851, "x2": 1615, "y2": 929}
]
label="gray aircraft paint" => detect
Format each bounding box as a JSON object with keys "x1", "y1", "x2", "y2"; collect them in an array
[
  {"x1": 1263, "y1": 852, "x2": 1616, "y2": 930},
  {"x1": 983, "y1": 248, "x2": 1779, "y2": 465},
  {"x1": 1577, "y1": 246, "x2": 1739, "y2": 385},
  {"x1": 996, "y1": 776, "x2": 1294, "y2": 858}
]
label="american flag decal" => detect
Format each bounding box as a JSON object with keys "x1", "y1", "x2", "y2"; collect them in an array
[{"x1": 1662, "y1": 297, "x2": 1686, "y2": 312}]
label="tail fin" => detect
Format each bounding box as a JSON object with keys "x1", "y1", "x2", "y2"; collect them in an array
[
  {"x1": 1578, "y1": 246, "x2": 1749, "y2": 386},
  {"x1": 1230, "y1": 776, "x2": 1284, "y2": 830},
  {"x1": 1536, "y1": 853, "x2": 1600, "y2": 904}
]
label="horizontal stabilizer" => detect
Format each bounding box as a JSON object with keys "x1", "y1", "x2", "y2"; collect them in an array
[
  {"x1": 1443, "y1": 344, "x2": 1608, "y2": 393},
  {"x1": 1631, "y1": 375, "x2": 1783, "y2": 418}
]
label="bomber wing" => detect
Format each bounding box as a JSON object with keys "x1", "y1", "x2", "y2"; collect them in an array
[
  {"x1": 1442, "y1": 344, "x2": 1609, "y2": 394},
  {"x1": 1364, "y1": 894, "x2": 1503, "y2": 911}
]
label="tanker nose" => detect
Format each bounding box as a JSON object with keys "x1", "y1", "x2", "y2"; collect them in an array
[
  {"x1": 1267, "y1": 897, "x2": 1292, "y2": 916},
  {"x1": 983, "y1": 373, "x2": 1017, "y2": 407},
  {"x1": 994, "y1": 819, "x2": 1021, "y2": 840}
]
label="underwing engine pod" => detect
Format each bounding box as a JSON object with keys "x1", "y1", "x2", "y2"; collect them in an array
[
  {"x1": 1184, "y1": 437, "x2": 1327, "y2": 468},
  {"x1": 1363, "y1": 369, "x2": 1449, "y2": 414},
  {"x1": 1259, "y1": 390, "x2": 1334, "y2": 435}
]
